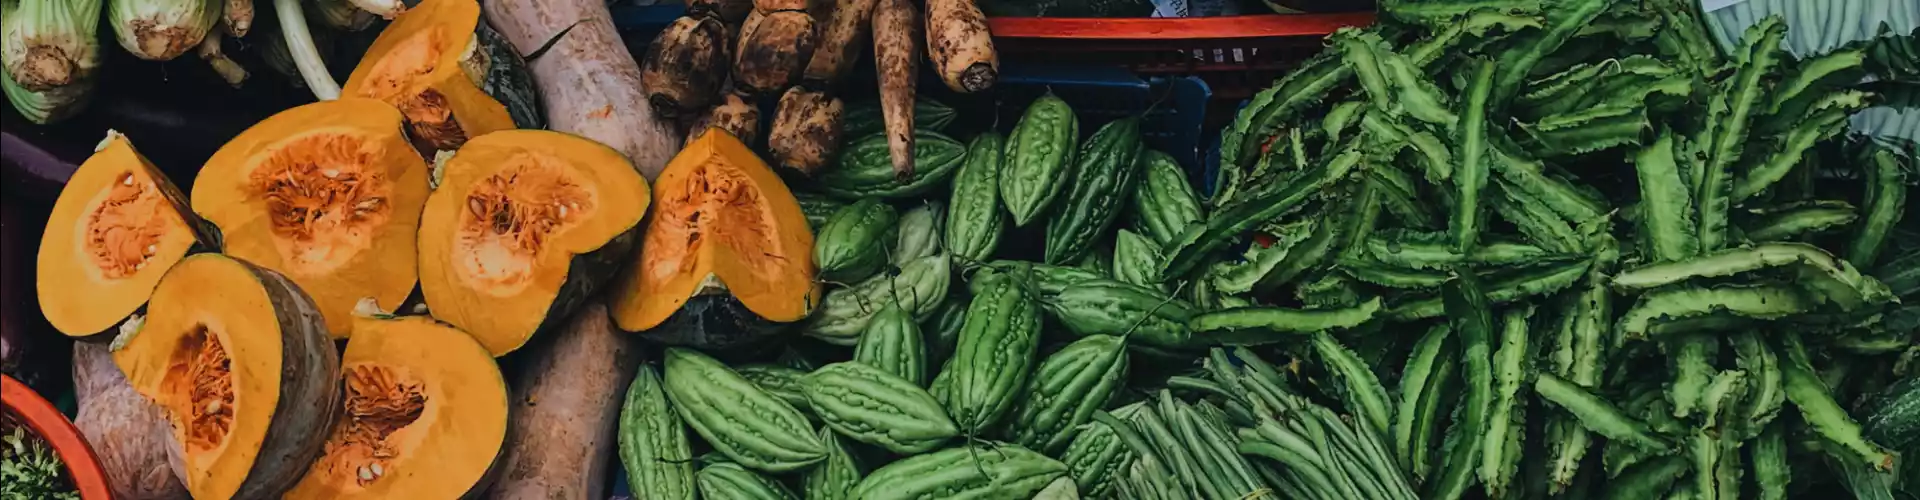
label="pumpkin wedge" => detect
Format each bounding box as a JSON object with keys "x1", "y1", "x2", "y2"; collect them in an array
[
  {"x1": 38, "y1": 131, "x2": 217, "y2": 338},
  {"x1": 285, "y1": 314, "x2": 508, "y2": 499},
  {"x1": 191, "y1": 98, "x2": 430, "y2": 339},
  {"x1": 418, "y1": 130, "x2": 650, "y2": 356},
  {"x1": 111, "y1": 253, "x2": 340, "y2": 500},
  {"x1": 342, "y1": 0, "x2": 541, "y2": 154},
  {"x1": 610, "y1": 130, "x2": 821, "y2": 348}
]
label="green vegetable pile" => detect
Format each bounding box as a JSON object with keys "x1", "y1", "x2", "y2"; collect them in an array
[
  {"x1": 1, "y1": 422, "x2": 80, "y2": 500},
  {"x1": 614, "y1": 0, "x2": 1917, "y2": 498}
]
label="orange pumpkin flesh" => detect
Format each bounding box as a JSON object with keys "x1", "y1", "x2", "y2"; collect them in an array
[
  {"x1": 609, "y1": 130, "x2": 819, "y2": 347},
  {"x1": 38, "y1": 131, "x2": 214, "y2": 338},
  {"x1": 190, "y1": 98, "x2": 430, "y2": 339},
  {"x1": 285, "y1": 315, "x2": 508, "y2": 499},
  {"x1": 419, "y1": 130, "x2": 650, "y2": 356},
  {"x1": 112, "y1": 253, "x2": 339, "y2": 500},
  {"x1": 342, "y1": 0, "x2": 537, "y2": 154}
]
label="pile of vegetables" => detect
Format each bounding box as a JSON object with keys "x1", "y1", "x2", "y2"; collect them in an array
[
  {"x1": 604, "y1": 0, "x2": 1917, "y2": 499},
  {"x1": 0, "y1": 415, "x2": 81, "y2": 500},
  {"x1": 640, "y1": 0, "x2": 999, "y2": 177},
  {"x1": 15, "y1": 0, "x2": 1918, "y2": 496}
]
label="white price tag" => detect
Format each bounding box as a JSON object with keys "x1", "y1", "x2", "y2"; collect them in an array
[{"x1": 1699, "y1": 0, "x2": 1751, "y2": 12}]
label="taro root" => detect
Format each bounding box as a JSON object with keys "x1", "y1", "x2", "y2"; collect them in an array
[
  {"x1": 733, "y1": 10, "x2": 817, "y2": 95},
  {"x1": 284, "y1": 315, "x2": 508, "y2": 499},
  {"x1": 609, "y1": 131, "x2": 821, "y2": 349},
  {"x1": 111, "y1": 253, "x2": 340, "y2": 499},
  {"x1": 73, "y1": 342, "x2": 189, "y2": 499},
  {"x1": 190, "y1": 98, "x2": 430, "y2": 339},
  {"x1": 768, "y1": 86, "x2": 846, "y2": 175},
  {"x1": 640, "y1": 16, "x2": 731, "y2": 117},
  {"x1": 686, "y1": 92, "x2": 762, "y2": 147},
  {"x1": 343, "y1": 0, "x2": 542, "y2": 154},
  {"x1": 417, "y1": 130, "x2": 651, "y2": 356},
  {"x1": 37, "y1": 131, "x2": 216, "y2": 339}
]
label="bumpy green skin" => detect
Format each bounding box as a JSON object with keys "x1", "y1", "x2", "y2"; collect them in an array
[
  {"x1": 848, "y1": 444, "x2": 1068, "y2": 499},
  {"x1": 1060, "y1": 403, "x2": 1143, "y2": 499},
  {"x1": 815, "y1": 199, "x2": 899, "y2": 283},
  {"x1": 982, "y1": 261, "x2": 1105, "y2": 297},
  {"x1": 1045, "y1": 117, "x2": 1145, "y2": 264},
  {"x1": 818, "y1": 132, "x2": 968, "y2": 199},
  {"x1": 797, "y1": 192, "x2": 851, "y2": 230},
  {"x1": 619, "y1": 363, "x2": 695, "y2": 500},
  {"x1": 1111, "y1": 229, "x2": 1166, "y2": 291},
  {"x1": 804, "y1": 429, "x2": 865, "y2": 500},
  {"x1": 1478, "y1": 306, "x2": 1535, "y2": 499},
  {"x1": 802, "y1": 362, "x2": 958, "y2": 454},
  {"x1": 844, "y1": 98, "x2": 959, "y2": 138},
  {"x1": 697, "y1": 462, "x2": 799, "y2": 500},
  {"x1": 1864, "y1": 375, "x2": 1920, "y2": 449},
  {"x1": 1043, "y1": 280, "x2": 1194, "y2": 349},
  {"x1": 853, "y1": 302, "x2": 928, "y2": 386},
  {"x1": 1130, "y1": 150, "x2": 1205, "y2": 247},
  {"x1": 921, "y1": 295, "x2": 968, "y2": 365},
  {"x1": 735, "y1": 364, "x2": 815, "y2": 418},
  {"x1": 1778, "y1": 332, "x2": 1896, "y2": 471},
  {"x1": 805, "y1": 254, "x2": 953, "y2": 344},
  {"x1": 945, "y1": 271, "x2": 1044, "y2": 434},
  {"x1": 947, "y1": 132, "x2": 1007, "y2": 264},
  {"x1": 892, "y1": 202, "x2": 945, "y2": 266},
  {"x1": 663, "y1": 348, "x2": 825, "y2": 472},
  {"x1": 1001, "y1": 94, "x2": 1081, "y2": 227},
  {"x1": 1004, "y1": 335, "x2": 1130, "y2": 455}
]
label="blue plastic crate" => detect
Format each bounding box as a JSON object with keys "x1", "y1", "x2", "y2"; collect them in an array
[{"x1": 994, "y1": 62, "x2": 1213, "y2": 182}]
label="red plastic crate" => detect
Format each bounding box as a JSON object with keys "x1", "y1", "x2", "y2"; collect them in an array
[{"x1": 988, "y1": 13, "x2": 1375, "y2": 126}]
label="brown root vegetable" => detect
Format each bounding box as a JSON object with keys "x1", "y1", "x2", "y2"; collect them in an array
[
  {"x1": 801, "y1": 0, "x2": 877, "y2": 86},
  {"x1": 733, "y1": 10, "x2": 817, "y2": 95},
  {"x1": 698, "y1": 92, "x2": 763, "y2": 146},
  {"x1": 73, "y1": 342, "x2": 190, "y2": 500},
  {"x1": 484, "y1": 304, "x2": 641, "y2": 499},
  {"x1": 768, "y1": 87, "x2": 846, "y2": 174},
  {"x1": 689, "y1": 0, "x2": 753, "y2": 22},
  {"x1": 641, "y1": 16, "x2": 731, "y2": 117},
  {"x1": 925, "y1": 0, "x2": 998, "y2": 93},
  {"x1": 484, "y1": 0, "x2": 683, "y2": 179},
  {"x1": 872, "y1": 0, "x2": 920, "y2": 179},
  {"x1": 224, "y1": 0, "x2": 254, "y2": 37},
  {"x1": 754, "y1": 0, "x2": 811, "y2": 14}
]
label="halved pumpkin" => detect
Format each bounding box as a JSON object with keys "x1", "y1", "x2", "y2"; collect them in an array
[
  {"x1": 342, "y1": 0, "x2": 542, "y2": 154},
  {"x1": 111, "y1": 253, "x2": 340, "y2": 500},
  {"x1": 191, "y1": 98, "x2": 431, "y2": 339},
  {"x1": 609, "y1": 130, "x2": 820, "y2": 348},
  {"x1": 284, "y1": 314, "x2": 508, "y2": 499},
  {"x1": 38, "y1": 131, "x2": 218, "y2": 338},
  {"x1": 418, "y1": 130, "x2": 650, "y2": 356}
]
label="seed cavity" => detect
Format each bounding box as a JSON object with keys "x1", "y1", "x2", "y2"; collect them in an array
[
  {"x1": 645, "y1": 158, "x2": 783, "y2": 284},
  {"x1": 84, "y1": 172, "x2": 175, "y2": 279},
  {"x1": 454, "y1": 154, "x2": 593, "y2": 293},
  {"x1": 319, "y1": 364, "x2": 427, "y2": 488},
  {"x1": 355, "y1": 27, "x2": 468, "y2": 153},
  {"x1": 159, "y1": 325, "x2": 234, "y2": 453},
  {"x1": 247, "y1": 133, "x2": 393, "y2": 274}
]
